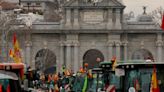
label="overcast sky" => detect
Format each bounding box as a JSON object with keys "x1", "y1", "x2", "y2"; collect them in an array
[
  {"x1": 5, "y1": 0, "x2": 164, "y2": 15},
  {"x1": 123, "y1": 0, "x2": 164, "y2": 15}
]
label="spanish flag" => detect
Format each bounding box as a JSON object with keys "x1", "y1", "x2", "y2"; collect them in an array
[
  {"x1": 134, "y1": 79, "x2": 140, "y2": 91},
  {"x1": 11, "y1": 33, "x2": 22, "y2": 63},
  {"x1": 13, "y1": 33, "x2": 20, "y2": 52},
  {"x1": 54, "y1": 84, "x2": 59, "y2": 92},
  {"x1": 6, "y1": 84, "x2": 10, "y2": 92},
  {"x1": 111, "y1": 56, "x2": 116, "y2": 71},
  {"x1": 161, "y1": 14, "x2": 164, "y2": 31},
  {"x1": 150, "y1": 66, "x2": 160, "y2": 92},
  {"x1": 64, "y1": 69, "x2": 71, "y2": 76},
  {"x1": 9, "y1": 49, "x2": 13, "y2": 58},
  {"x1": 0, "y1": 84, "x2": 2, "y2": 92}
]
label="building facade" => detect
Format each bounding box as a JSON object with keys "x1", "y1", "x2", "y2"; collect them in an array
[{"x1": 4, "y1": 0, "x2": 163, "y2": 73}]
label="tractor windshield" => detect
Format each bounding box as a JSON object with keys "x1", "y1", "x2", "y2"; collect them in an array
[{"x1": 124, "y1": 68, "x2": 164, "y2": 92}]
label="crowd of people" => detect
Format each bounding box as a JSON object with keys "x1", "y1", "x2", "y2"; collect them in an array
[{"x1": 25, "y1": 67, "x2": 99, "y2": 92}]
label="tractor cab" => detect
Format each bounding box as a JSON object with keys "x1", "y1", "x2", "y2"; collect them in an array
[
  {"x1": 99, "y1": 61, "x2": 122, "y2": 92},
  {"x1": 89, "y1": 68, "x2": 104, "y2": 92},
  {"x1": 116, "y1": 60, "x2": 164, "y2": 92},
  {"x1": 0, "y1": 63, "x2": 25, "y2": 92}
]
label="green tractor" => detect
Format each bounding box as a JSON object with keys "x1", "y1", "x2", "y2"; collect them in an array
[{"x1": 99, "y1": 60, "x2": 164, "y2": 92}]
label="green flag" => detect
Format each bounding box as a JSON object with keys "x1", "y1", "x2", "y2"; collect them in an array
[
  {"x1": 62, "y1": 65, "x2": 65, "y2": 73},
  {"x1": 82, "y1": 75, "x2": 88, "y2": 92}
]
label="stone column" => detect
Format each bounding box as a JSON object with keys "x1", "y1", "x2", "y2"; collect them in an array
[
  {"x1": 73, "y1": 43, "x2": 79, "y2": 73},
  {"x1": 41, "y1": 2, "x2": 46, "y2": 12},
  {"x1": 59, "y1": 43, "x2": 64, "y2": 72},
  {"x1": 107, "y1": 42, "x2": 113, "y2": 60},
  {"x1": 156, "y1": 41, "x2": 162, "y2": 62},
  {"x1": 65, "y1": 9, "x2": 72, "y2": 28},
  {"x1": 124, "y1": 42, "x2": 128, "y2": 62},
  {"x1": 66, "y1": 44, "x2": 71, "y2": 69},
  {"x1": 25, "y1": 41, "x2": 32, "y2": 67},
  {"x1": 114, "y1": 9, "x2": 121, "y2": 29},
  {"x1": 156, "y1": 33, "x2": 163, "y2": 62},
  {"x1": 115, "y1": 42, "x2": 121, "y2": 61},
  {"x1": 107, "y1": 9, "x2": 113, "y2": 29},
  {"x1": 56, "y1": 60, "x2": 59, "y2": 73},
  {"x1": 73, "y1": 9, "x2": 79, "y2": 29}
]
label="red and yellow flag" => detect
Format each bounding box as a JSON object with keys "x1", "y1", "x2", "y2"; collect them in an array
[
  {"x1": 54, "y1": 84, "x2": 59, "y2": 92},
  {"x1": 134, "y1": 79, "x2": 140, "y2": 91},
  {"x1": 13, "y1": 33, "x2": 20, "y2": 51},
  {"x1": 6, "y1": 85, "x2": 10, "y2": 92},
  {"x1": 111, "y1": 56, "x2": 116, "y2": 71},
  {"x1": 64, "y1": 69, "x2": 71, "y2": 76},
  {"x1": 150, "y1": 66, "x2": 160, "y2": 92},
  {"x1": 10, "y1": 33, "x2": 22, "y2": 63},
  {"x1": 0, "y1": 84, "x2": 2, "y2": 92},
  {"x1": 9, "y1": 49, "x2": 13, "y2": 58},
  {"x1": 161, "y1": 14, "x2": 164, "y2": 31}
]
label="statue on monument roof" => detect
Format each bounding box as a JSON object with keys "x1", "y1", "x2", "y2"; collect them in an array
[{"x1": 83, "y1": 0, "x2": 103, "y2": 5}]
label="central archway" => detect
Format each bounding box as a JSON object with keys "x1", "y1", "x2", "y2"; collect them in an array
[
  {"x1": 35, "y1": 49, "x2": 56, "y2": 74},
  {"x1": 83, "y1": 49, "x2": 104, "y2": 69},
  {"x1": 131, "y1": 49, "x2": 153, "y2": 60}
]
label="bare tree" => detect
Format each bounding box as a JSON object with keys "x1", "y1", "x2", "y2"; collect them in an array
[
  {"x1": 35, "y1": 49, "x2": 56, "y2": 73},
  {"x1": 0, "y1": 11, "x2": 18, "y2": 62},
  {"x1": 44, "y1": 0, "x2": 62, "y2": 22}
]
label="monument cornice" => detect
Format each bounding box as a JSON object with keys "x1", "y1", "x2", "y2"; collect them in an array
[
  {"x1": 26, "y1": 29, "x2": 164, "y2": 34},
  {"x1": 63, "y1": 0, "x2": 126, "y2": 9},
  {"x1": 12, "y1": 26, "x2": 164, "y2": 34},
  {"x1": 64, "y1": 6, "x2": 125, "y2": 9}
]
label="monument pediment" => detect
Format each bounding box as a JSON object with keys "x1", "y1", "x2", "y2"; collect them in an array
[{"x1": 64, "y1": 0, "x2": 125, "y2": 8}]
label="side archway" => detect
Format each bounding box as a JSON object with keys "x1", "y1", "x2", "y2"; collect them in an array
[
  {"x1": 131, "y1": 49, "x2": 153, "y2": 60},
  {"x1": 83, "y1": 49, "x2": 104, "y2": 69},
  {"x1": 35, "y1": 49, "x2": 56, "y2": 74}
]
